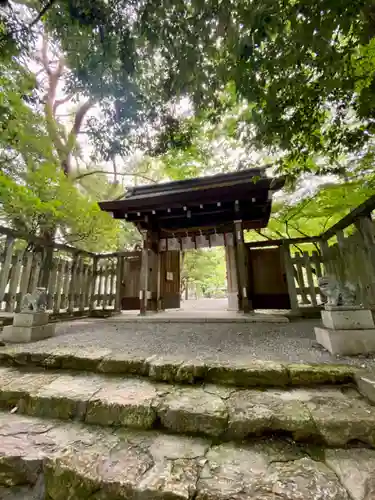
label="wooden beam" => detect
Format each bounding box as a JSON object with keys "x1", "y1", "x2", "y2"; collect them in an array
[{"x1": 245, "y1": 236, "x2": 319, "y2": 248}]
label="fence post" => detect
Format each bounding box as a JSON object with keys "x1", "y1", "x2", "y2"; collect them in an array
[
  {"x1": 319, "y1": 239, "x2": 331, "y2": 275},
  {"x1": 89, "y1": 255, "x2": 98, "y2": 313},
  {"x1": 0, "y1": 236, "x2": 14, "y2": 305},
  {"x1": 281, "y1": 242, "x2": 299, "y2": 313},
  {"x1": 355, "y1": 215, "x2": 375, "y2": 306},
  {"x1": 115, "y1": 254, "x2": 124, "y2": 312}
]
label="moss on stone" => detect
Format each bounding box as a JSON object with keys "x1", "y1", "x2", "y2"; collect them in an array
[
  {"x1": 288, "y1": 364, "x2": 356, "y2": 386},
  {"x1": 206, "y1": 361, "x2": 289, "y2": 388}
]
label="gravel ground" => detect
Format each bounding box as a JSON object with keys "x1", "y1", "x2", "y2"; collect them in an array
[{"x1": 7, "y1": 317, "x2": 374, "y2": 368}]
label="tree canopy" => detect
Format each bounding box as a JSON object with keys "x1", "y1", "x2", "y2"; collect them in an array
[
  {"x1": 3, "y1": 0, "x2": 375, "y2": 178},
  {"x1": 0, "y1": 0, "x2": 374, "y2": 269}
]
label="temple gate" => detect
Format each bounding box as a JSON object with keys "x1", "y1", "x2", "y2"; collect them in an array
[{"x1": 99, "y1": 168, "x2": 285, "y2": 314}]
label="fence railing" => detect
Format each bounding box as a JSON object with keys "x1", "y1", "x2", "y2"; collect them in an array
[
  {"x1": 0, "y1": 227, "x2": 120, "y2": 317},
  {"x1": 319, "y1": 196, "x2": 375, "y2": 309},
  {"x1": 290, "y1": 250, "x2": 323, "y2": 307}
]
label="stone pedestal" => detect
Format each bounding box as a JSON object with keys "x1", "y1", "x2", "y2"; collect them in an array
[
  {"x1": 315, "y1": 306, "x2": 375, "y2": 355},
  {"x1": 2, "y1": 311, "x2": 55, "y2": 343}
]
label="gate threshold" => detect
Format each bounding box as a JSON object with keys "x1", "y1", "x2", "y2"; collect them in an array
[{"x1": 114, "y1": 310, "x2": 290, "y2": 324}]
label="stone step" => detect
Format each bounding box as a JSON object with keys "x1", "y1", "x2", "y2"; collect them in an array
[
  {"x1": 0, "y1": 345, "x2": 357, "y2": 388},
  {"x1": 0, "y1": 366, "x2": 374, "y2": 447},
  {"x1": 1, "y1": 411, "x2": 375, "y2": 500}
]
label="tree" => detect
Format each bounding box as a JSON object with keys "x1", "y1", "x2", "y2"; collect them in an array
[
  {"x1": 34, "y1": 0, "x2": 375, "y2": 179},
  {"x1": 248, "y1": 176, "x2": 375, "y2": 244},
  {"x1": 181, "y1": 249, "x2": 226, "y2": 299},
  {"x1": 0, "y1": 56, "x2": 123, "y2": 251}
]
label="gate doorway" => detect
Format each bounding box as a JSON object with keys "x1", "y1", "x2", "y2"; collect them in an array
[
  {"x1": 180, "y1": 248, "x2": 227, "y2": 305},
  {"x1": 160, "y1": 250, "x2": 181, "y2": 309},
  {"x1": 247, "y1": 246, "x2": 291, "y2": 309}
]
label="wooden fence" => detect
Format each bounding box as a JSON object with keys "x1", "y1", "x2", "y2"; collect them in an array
[
  {"x1": 319, "y1": 199, "x2": 375, "y2": 309},
  {"x1": 290, "y1": 250, "x2": 324, "y2": 307},
  {"x1": 0, "y1": 227, "x2": 120, "y2": 317},
  {"x1": 1, "y1": 194, "x2": 374, "y2": 318}
]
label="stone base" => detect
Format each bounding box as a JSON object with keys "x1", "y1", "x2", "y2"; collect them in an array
[
  {"x1": 321, "y1": 308, "x2": 374, "y2": 330},
  {"x1": 13, "y1": 311, "x2": 49, "y2": 328},
  {"x1": 315, "y1": 327, "x2": 375, "y2": 356},
  {"x1": 324, "y1": 304, "x2": 364, "y2": 311},
  {"x1": 355, "y1": 373, "x2": 375, "y2": 404},
  {"x1": 227, "y1": 292, "x2": 238, "y2": 311},
  {"x1": 2, "y1": 324, "x2": 55, "y2": 343}
]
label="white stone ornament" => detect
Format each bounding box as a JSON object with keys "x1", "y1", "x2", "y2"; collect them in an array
[
  {"x1": 2, "y1": 286, "x2": 54, "y2": 343},
  {"x1": 318, "y1": 276, "x2": 356, "y2": 308},
  {"x1": 315, "y1": 276, "x2": 375, "y2": 356},
  {"x1": 21, "y1": 287, "x2": 48, "y2": 313}
]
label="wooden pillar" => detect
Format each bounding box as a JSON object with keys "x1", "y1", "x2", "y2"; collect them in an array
[
  {"x1": 234, "y1": 220, "x2": 252, "y2": 313},
  {"x1": 139, "y1": 231, "x2": 149, "y2": 315},
  {"x1": 281, "y1": 242, "x2": 299, "y2": 313},
  {"x1": 156, "y1": 251, "x2": 162, "y2": 311},
  {"x1": 224, "y1": 236, "x2": 238, "y2": 311}
]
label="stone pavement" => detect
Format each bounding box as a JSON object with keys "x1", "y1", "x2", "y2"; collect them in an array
[
  {"x1": 0, "y1": 363, "x2": 372, "y2": 446},
  {"x1": 3, "y1": 412, "x2": 375, "y2": 500},
  {"x1": 1, "y1": 322, "x2": 375, "y2": 498},
  {"x1": 3, "y1": 316, "x2": 375, "y2": 368}
]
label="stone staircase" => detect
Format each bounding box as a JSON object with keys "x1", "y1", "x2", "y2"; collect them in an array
[{"x1": 0, "y1": 346, "x2": 374, "y2": 499}]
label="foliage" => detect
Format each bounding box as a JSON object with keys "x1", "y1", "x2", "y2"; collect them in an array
[
  {"x1": 0, "y1": 162, "x2": 122, "y2": 252},
  {"x1": 4, "y1": 0, "x2": 375, "y2": 180},
  {"x1": 0, "y1": 58, "x2": 125, "y2": 251},
  {"x1": 248, "y1": 177, "x2": 375, "y2": 243},
  {"x1": 37, "y1": 0, "x2": 375, "y2": 179},
  {"x1": 181, "y1": 248, "x2": 226, "y2": 298}
]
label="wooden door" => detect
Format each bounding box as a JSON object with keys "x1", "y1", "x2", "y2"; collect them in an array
[
  {"x1": 160, "y1": 250, "x2": 181, "y2": 309},
  {"x1": 120, "y1": 253, "x2": 142, "y2": 310},
  {"x1": 248, "y1": 247, "x2": 290, "y2": 309}
]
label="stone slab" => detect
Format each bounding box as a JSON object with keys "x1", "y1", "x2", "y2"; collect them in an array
[
  {"x1": 355, "y1": 373, "x2": 375, "y2": 404},
  {"x1": 321, "y1": 309, "x2": 374, "y2": 330},
  {"x1": 0, "y1": 366, "x2": 372, "y2": 446},
  {"x1": 2, "y1": 324, "x2": 55, "y2": 343},
  {"x1": 0, "y1": 346, "x2": 358, "y2": 387},
  {"x1": 324, "y1": 305, "x2": 364, "y2": 311},
  {"x1": 12, "y1": 312, "x2": 49, "y2": 328},
  {"x1": 315, "y1": 326, "x2": 375, "y2": 355},
  {"x1": 305, "y1": 387, "x2": 375, "y2": 446},
  {"x1": 0, "y1": 411, "x2": 353, "y2": 500},
  {"x1": 325, "y1": 448, "x2": 375, "y2": 500}
]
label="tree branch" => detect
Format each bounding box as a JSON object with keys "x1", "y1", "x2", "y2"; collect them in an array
[
  {"x1": 29, "y1": 0, "x2": 57, "y2": 28},
  {"x1": 73, "y1": 170, "x2": 157, "y2": 183},
  {"x1": 53, "y1": 95, "x2": 73, "y2": 116},
  {"x1": 255, "y1": 229, "x2": 273, "y2": 241}
]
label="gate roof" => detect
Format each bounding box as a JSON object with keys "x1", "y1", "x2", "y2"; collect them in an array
[{"x1": 99, "y1": 168, "x2": 285, "y2": 236}]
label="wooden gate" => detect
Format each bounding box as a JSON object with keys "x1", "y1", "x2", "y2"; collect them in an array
[
  {"x1": 120, "y1": 252, "x2": 142, "y2": 310},
  {"x1": 248, "y1": 246, "x2": 290, "y2": 309},
  {"x1": 160, "y1": 250, "x2": 181, "y2": 309}
]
